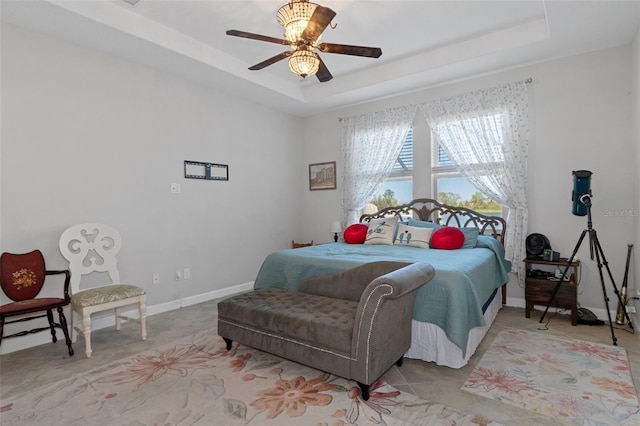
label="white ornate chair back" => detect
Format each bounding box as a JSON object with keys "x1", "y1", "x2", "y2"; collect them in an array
[{"x1": 59, "y1": 223, "x2": 123, "y2": 295}]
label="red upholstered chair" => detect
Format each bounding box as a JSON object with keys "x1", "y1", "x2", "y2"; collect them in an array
[{"x1": 0, "y1": 250, "x2": 74, "y2": 356}]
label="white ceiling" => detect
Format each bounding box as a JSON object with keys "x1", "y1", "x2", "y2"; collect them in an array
[{"x1": 2, "y1": 0, "x2": 639, "y2": 117}]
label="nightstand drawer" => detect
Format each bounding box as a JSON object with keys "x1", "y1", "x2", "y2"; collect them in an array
[{"x1": 525, "y1": 277, "x2": 576, "y2": 305}]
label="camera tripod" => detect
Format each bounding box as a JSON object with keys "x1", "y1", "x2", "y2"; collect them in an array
[{"x1": 540, "y1": 195, "x2": 634, "y2": 345}]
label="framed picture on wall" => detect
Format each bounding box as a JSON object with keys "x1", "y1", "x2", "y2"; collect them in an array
[{"x1": 309, "y1": 161, "x2": 336, "y2": 191}]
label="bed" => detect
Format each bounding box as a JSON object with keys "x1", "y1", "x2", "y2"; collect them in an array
[{"x1": 253, "y1": 199, "x2": 511, "y2": 368}]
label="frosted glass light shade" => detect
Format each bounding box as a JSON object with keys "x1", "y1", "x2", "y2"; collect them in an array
[{"x1": 288, "y1": 49, "x2": 320, "y2": 77}]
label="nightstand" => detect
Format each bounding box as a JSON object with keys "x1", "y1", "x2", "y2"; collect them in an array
[{"x1": 524, "y1": 257, "x2": 580, "y2": 326}]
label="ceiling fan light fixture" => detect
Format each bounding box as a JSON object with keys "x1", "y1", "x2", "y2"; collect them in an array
[
  {"x1": 227, "y1": 0, "x2": 379, "y2": 83},
  {"x1": 288, "y1": 49, "x2": 320, "y2": 78},
  {"x1": 277, "y1": 0, "x2": 318, "y2": 43}
]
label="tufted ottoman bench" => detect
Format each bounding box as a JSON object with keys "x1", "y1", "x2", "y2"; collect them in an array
[{"x1": 218, "y1": 261, "x2": 435, "y2": 400}]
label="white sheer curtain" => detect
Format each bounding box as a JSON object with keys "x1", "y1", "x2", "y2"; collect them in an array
[
  {"x1": 341, "y1": 106, "x2": 417, "y2": 225},
  {"x1": 420, "y1": 81, "x2": 530, "y2": 285}
]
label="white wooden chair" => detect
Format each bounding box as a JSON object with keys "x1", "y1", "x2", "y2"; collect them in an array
[{"x1": 59, "y1": 224, "x2": 146, "y2": 358}]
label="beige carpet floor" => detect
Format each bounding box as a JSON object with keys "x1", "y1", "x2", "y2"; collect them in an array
[
  {"x1": 1, "y1": 301, "x2": 639, "y2": 426},
  {"x1": 463, "y1": 327, "x2": 639, "y2": 424},
  {"x1": 1, "y1": 329, "x2": 503, "y2": 425}
]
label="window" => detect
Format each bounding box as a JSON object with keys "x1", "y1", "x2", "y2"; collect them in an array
[
  {"x1": 368, "y1": 128, "x2": 413, "y2": 211},
  {"x1": 432, "y1": 143, "x2": 504, "y2": 216}
]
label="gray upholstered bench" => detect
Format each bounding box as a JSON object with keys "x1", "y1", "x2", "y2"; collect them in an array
[{"x1": 217, "y1": 261, "x2": 435, "y2": 400}]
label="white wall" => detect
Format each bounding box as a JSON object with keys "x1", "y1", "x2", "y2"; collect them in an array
[
  {"x1": 0, "y1": 24, "x2": 304, "y2": 354},
  {"x1": 301, "y1": 45, "x2": 638, "y2": 318}
]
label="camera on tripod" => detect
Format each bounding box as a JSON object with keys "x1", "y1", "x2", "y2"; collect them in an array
[
  {"x1": 572, "y1": 170, "x2": 592, "y2": 216},
  {"x1": 540, "y1": 170, "x2": 634, "y2": 345}
]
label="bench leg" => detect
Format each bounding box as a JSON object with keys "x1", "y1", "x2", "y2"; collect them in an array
[
  {"x1": 357, "y1": 382, "x2": 370, "y2": 401},
  {"x1": 222, "y1": 337, "x2": 233, "y2": 351}
]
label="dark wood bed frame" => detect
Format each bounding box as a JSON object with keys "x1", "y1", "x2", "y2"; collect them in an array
[{"x1": 359, "y1": 198, "x2": 508, "y2": 304}]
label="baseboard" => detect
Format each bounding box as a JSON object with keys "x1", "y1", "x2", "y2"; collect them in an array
[
  {"x1": 144, "y1": 281, "x2": 253, "y2": 316},
  {"x1": 0, "y1": 282, "x2": 254, "y2": 355},
  {"x1": 505, "y1": 297, "x2": 619, "y2": 326}
]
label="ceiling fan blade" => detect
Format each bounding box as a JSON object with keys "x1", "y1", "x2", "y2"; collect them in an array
[
  {"x1": 226, "y1": 29, "x2": 290, "y2": 46},
  {"x1": 301, "y1": 6, "x2": 336, "y2": 42},
  {"x1": 248, "y1": 51, "x2": 293, "y2": 71},
  {"x1": 316, "y1": 57, "x2": 333, "y2": 82},
  {"x1": 317, "y1": 43, "x2": 382, "y2": 58}
]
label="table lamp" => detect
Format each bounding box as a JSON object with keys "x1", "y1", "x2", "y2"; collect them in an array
[{"x1": 330, "y1": 221, "x2": 342, "y2": 242}]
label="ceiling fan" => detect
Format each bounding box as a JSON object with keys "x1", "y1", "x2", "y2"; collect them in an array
[{"x1": 226, "y1": 0, "x2": 382, "y2": 82}]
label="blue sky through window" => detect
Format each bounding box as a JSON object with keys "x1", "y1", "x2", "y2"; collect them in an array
[
  {"x1": 378, "y1": 180, "x2": 412, "y2": 204},
  {"x1": 436, "y1": 176, "x2": 478, "y2": 200}
]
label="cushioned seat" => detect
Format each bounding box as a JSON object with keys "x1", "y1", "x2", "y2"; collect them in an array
[
  {"x1": 2, "y1": 298, "x2": 67, "y2": 315},
  {"x1": 71, "y1": 285, "x2": 146, "y2": 308},
  {"x1": 220, "y1": 288, "x2": 357, "y2": 355},
  {"x1": 218, "y1": 261, "x2": 435, "y2": 400}
]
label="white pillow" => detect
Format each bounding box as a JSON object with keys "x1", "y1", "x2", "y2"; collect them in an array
[
  {"x1": 364, "y1": 216, "x2": 399, "y2": 245},
  {"x1": 394, "y1": 224, "x2": 434, "y2": 249}
]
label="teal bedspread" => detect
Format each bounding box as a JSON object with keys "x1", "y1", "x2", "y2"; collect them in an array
[{"x1": 254, "y1": 236, "x2": 511, "y2": 355}]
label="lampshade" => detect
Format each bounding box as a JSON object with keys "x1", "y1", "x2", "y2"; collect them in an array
[
  {"x1": 276, "y1": 0, "x2": 318, "y2": 44},
  {"x1": 288, "y1": 49, "x2": 320, "y2": 78},
  {"x1": 330, "y1": 221, "x2": 342, "y2": 233}
]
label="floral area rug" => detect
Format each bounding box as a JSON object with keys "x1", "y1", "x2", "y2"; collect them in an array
[
  {"x1": 462, "y1": 327, "x2": 640, "y2": 425},
  {"x1": 1, "y1": 329, "x2": 501, "y2": 426}
]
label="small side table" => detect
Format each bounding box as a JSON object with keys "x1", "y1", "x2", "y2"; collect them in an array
[{"x1": 524, "y1": 257, "x2": 580, "y2": 326}]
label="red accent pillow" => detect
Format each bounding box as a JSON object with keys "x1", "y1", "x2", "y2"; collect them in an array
[
  {"x1": 431, "y1": 226, "x2": 465, "y2": 250},
  {"x1": 343, "y1": 224, "x2": 368, "y2": 244}
]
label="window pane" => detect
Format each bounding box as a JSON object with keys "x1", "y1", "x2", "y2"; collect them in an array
[
  {"x1": 367, "y1": 178, "x2": 412, "y2": 213},
  {"x1": 435, "y1": 175, "x2": 502, "y2": 215},
  {"x1": 434, "y1": 113, "x2": 505, "y2": 165},
  {"x1": 392, "y1": 128, "x2": 413, "y2": 173},
  {"x1": 369, "y1": 128, "x2": 413, "y2": 211},
  {"x1": 436, "y1": 145, "x2": 453, "y2": 167}
]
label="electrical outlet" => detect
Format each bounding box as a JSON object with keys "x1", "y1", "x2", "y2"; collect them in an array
[
  {"x1": 152, "y1": 273, "x2": 160, "y2": 285},
  {"x1": 636, "y1": 289, "x2": 640, "y2": 298},
  {"x1": 184, "y1": 268, "x2": 190, "y2": 279},
  {"x1": 626, "y1": 306, "x2": 637, "y2": 314},
  {"x1": 175, "y1": 270, "x2": 182, "y2": 280}
]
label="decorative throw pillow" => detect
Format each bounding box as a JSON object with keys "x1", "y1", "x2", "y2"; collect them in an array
[
  {"x1": 364, "y1": 216, "x2": 399, "y2": 245},
  {"x1": 343, "y1": 223, "x2": 368, "y2": 244},
  {"x1": 431, "y1": 226, "x2": 465, "y2": 250},
  {"x1": 460, "y1": 227, "x2": 480, "y2": 248},
  {"x1": 394, "y1": 224, "x2": 434, "y2": 249},
  {"x1": 407, "y1": 218, "x2": 442, "y2": 230}
]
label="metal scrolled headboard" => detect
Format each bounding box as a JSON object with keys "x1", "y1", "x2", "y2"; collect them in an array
[{"x1": 359, "y1": 198, "x2": 506, "y2": 245}]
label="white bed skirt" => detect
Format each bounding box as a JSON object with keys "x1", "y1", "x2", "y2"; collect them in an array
[{"x1": 404, "y1": 294, "x2": 502, "y2": 368}]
